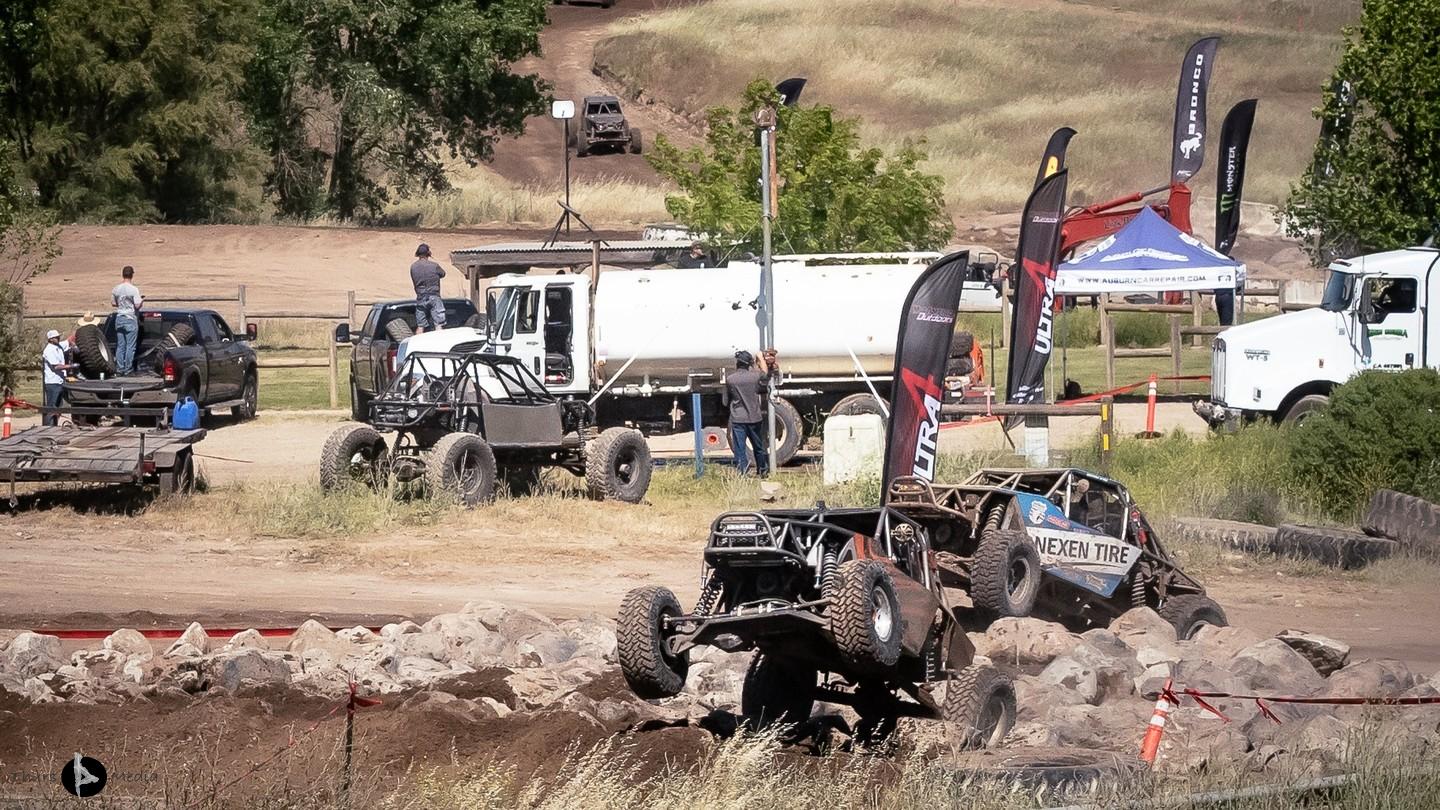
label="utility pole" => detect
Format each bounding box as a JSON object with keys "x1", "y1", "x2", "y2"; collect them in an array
[{"x1": 754, "y1": 104, "x2": 779, "y2": 474}]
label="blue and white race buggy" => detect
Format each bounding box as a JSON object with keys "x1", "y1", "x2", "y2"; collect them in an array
[{"x1": 888, "y1": 468, "x2": 1226, "y2": 638}]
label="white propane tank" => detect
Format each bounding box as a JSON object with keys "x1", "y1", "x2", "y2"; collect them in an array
[{"x1": 592, "y1": 261, "x2": 924, "y2": 386}]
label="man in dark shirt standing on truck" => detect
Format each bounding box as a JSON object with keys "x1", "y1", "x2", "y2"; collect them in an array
[
  {"x1": 723, "y1": 349, "x2": 776, "y2": 477},
  {"x1": 410, "y1": 243, "x2": 446, "y2": 333}
]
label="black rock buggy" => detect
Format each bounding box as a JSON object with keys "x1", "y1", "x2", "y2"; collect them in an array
[
  {"x1": 891, "y1": 468, "x2": 1226, "y2": 638},
  {"x1": 319, "y1": 351, "x2": 651, "y2": 505},
  {"x1": 617, "y1": 504, "x2": 1017, "y2": 747},
  {"x1": 568, "y1": 95, "x2": 641, "y2": 157}
]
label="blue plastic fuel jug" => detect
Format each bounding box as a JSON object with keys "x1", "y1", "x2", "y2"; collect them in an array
[{"x1": 173, "y1": 397, "x2": 200, "y2": 430}]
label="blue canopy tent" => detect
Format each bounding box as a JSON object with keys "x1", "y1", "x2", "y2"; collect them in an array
[{"x1": 1056, "y1": 207, "x2": 1245, "y2": 294}]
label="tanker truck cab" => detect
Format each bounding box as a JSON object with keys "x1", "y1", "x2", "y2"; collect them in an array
[
  {"x1": 484, "y1": 274, "x2": 592, "y2": 395},
  {"x1": 1197, "y1": 247, "x2": 1440, "y2": 427}
]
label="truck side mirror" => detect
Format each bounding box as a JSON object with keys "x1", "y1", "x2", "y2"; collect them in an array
[
  {"x1": 245, "y1": 322, "x2": 259, "y2": 341},
  {"x1": 334, "y1": 322, "x2": 350, "y2": 344}
]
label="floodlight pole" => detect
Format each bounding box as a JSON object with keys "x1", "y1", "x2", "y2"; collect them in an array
[
  {"x1": 756, "y1": 106, "x2": 778, "y2": 475},
  {"x1": 563, "y1": 118, "x2": 572, "y2": 236}
]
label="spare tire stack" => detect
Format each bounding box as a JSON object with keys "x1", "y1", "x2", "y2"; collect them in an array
[
  {"x1": 73, "y1": 325, "x2": 115, "y2": 378},
  {"x1": 1362, "y1": 489, "x2": 1440, "y2": 555}
]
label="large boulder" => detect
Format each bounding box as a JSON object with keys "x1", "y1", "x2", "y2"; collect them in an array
[
  {"x1": 1044, "y1": 702, "x2": 1151, "y2": 749},
  {"x1": 1110, "y1": 608, "x2": 1179, "y2": 649},
  {"x1": 164, "y1": 623, "x2": 210, "y2": 658},
  {"x1": 103, "y1": 629, "x2": 153, "y2": 658},
  {"x1": 510, "y1": 631, "x2": 580, "y2": 668},
  {"x1": 1276, "y1": 630, "x2": 1351, "y2": 676},
  {"x1": 1275, "y1": 714, "x2": 1353, "y2": 765},
  {"x1": 1324, "y1": 659, "x2": 1416, "y2": 698},
  {"x1": 1, "y1": 633, "x2": 65, "y2": 679},
  {"x1": 71, "y1": 650, "x2": 128, "y2": 682},
  {"x1": 560, "y1": 618, "x2": 618, "y2": 662},
  {"x1": 421, "y1": 613, "x2": 507, "y2": 667},
  {"x1": 288, "y1": 620, "x2": 356, "y2": 660},
  {"x1": 1191, "y1": 625, "x2": 1264, "y2": 661},
  {"x1": 195, "y1": 649, "x2": 291, "y2": 691},
  {"x1": 971, "y1": 617, "x2": 1076, "y2": 667},
  {"x1": 504, "y1": 668, "x2": 570, "y2": 710},
  {"x1": 1230, "y1": 639, "x2": 1324, "y2": 695},
  {"x1": 390, "y1": 631, "x2": 450, "y2": 664},
  {"x1": 1014, "y1": 674, "x2": 1087, "y2": 722},
  {"x1": 224, "y1": 629, "x2": 269, "y2": 651},
  {"x1": 1038, "y1": 637, "x2": 1139, "y2": 705},
  {"x1": 471, "y1": 604, "x2": 559, "y2": 641},
  {"x1": 400, "y1": 690, "x2": 503, "y2": 723}
]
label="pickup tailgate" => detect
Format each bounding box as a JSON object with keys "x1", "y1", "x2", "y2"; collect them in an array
[{"x1": 63, "y1": 374, "x2": 174, "y2": 405}]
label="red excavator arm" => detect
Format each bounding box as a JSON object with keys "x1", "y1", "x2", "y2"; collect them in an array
[{"x1": 1059, "y1": 182, "x2": 1193, "y2": 256}]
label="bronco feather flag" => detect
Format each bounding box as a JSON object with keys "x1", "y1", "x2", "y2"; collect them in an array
[
  {"x1": 1004, "y1": 169, "x2": 1069, "y2": 429},
  {"x1": 1171, "y1": 36, "x2": 1219, "y2": 183},
  {"x1": 881, "y1": 250, "x2": 971, "y2": 491}
]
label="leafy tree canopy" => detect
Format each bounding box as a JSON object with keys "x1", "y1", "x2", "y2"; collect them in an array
[
  {"x1": 1283, "y1": 0, "x2": 1440, "y2": 262},
  {"x1": 0, "y1": 141, "x2": 61, "y2": 392},
  {"x1": 648, "y1": 80, "x2": 953, "y2": 255}
]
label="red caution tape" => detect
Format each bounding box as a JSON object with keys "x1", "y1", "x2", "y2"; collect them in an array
[
  {"x1": 36, "y1": 625, "x2": 383, "y2": 641},
  {"x1": 1168, "y1": 686, "x2": 1440, "y2": 725},
  {"x1": 2, "y1": 398, "x2": 39, "y2": 411},
  {"x1": 1060, "y1": 375, "x2": 1212, "y2": 406}
]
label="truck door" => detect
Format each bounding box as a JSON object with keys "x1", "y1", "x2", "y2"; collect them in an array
[
  {"x1": 489, "y1": 285, "x2": 545, "y2": 378},
  {"x1": 1362, "y1": 275, "x2": 1422, "y2": 371},
  {"x1": 195, "y1": 314, "x2": 242, "y2": 400},
  {"x1": 354, "y1": 306, "x2": 381, "y2": 394}
]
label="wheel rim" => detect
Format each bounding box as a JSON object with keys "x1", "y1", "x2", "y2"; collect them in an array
[
  {"x1": 1007, "y1": 553, "x2": 1032, "y2": 599},
  {"x1": 453, "y1": 447, "x2": 480, "y2": 496},
  {"x1": 975, "y1": 692, "x2": 1007, "y2": 747},
  {"x1": 349, "y1": 446, "x2": 378, "y2": 482},
  {"x1": 613, "y1": 446, "x2": 636, "y2": 485},
  {"x1": 244, "y1": 378, "x2": 257, "y2": 414},
  {"x1": 871, "y1": 586, "x2": 894, "y2": 641}
]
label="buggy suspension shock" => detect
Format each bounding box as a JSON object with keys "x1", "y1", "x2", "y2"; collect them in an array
[
  {"x1": 820, "y1": 544, "x2": 839, "y2": 596},
  {"x1": 694, "y1": 574, "x2": 722, "y2": 616},
  {"x1": 1132, "y1": 569, "x2": 1148, "y2": 609}
]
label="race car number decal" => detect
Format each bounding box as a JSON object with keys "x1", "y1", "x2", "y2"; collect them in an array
[{"x1": 1012, "y1": 493, "x2": 1141, "y2": 598}]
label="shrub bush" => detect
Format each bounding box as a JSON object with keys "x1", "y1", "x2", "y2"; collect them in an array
[{"x1": 1289, "y1": 369, "x2": 1440, "y2": 518}]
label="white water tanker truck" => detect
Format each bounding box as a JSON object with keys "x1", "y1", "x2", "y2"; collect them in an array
[{"x1": 398, "y1": 253, "x2": 1001, "y2": 466}]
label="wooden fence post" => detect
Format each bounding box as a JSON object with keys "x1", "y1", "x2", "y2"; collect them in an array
[
  {"x1": 328, "y1": 334, "x2": 339, "y2": 409},
  {"x1": 1191, "y1": 293, "x2": 1204, "y2": 347},
  {"x1": 237, "y1": 284, "x2": 247, "y2": 332},
  {"x1": 999, "y1": 277, "x2": 1010, "y2": 349},
  {"x1": 346, "y1": 289, "x2": 356, "y2": 324},
  {"x1": 1170, "y1": 316, "x2": 1183, "y2": 394},
  {"x1": 1098, "y1": 295, "x2": 1111, "y2": 348},
  {"x1": 1104, "y1": 315, "x2": 1116, "y2": 390}
]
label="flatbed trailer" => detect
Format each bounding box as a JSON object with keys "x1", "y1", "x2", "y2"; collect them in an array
[{"x1": 0, "y1": 422, "x2": 204, "y2": 500}]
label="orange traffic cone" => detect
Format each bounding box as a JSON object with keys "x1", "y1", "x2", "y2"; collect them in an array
[
  {"x1": 1137, "y1": 374, "x2": 1161, "y2": 438},
  {"x1": 2, "y1": 404, "x2": 11, "y2": 438},
  {"x1": 1139, "y1": 678, "x2": 1174, "y2": 764}
]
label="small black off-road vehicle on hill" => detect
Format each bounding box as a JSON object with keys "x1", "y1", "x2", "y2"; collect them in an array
[
  {"x1": 569, "y1": 95, "x2": 641, "y2": 157},
  {"x1": 617, "y1": 503, "x2": 1016, "y2": 747},
  {"x1": 320, "y1": 351, "x2": 651, "y2": 505}
]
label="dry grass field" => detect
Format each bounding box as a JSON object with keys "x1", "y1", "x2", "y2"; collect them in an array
[{"x1": 595, "y1": 0, "x2": 1358, "y2": 211}]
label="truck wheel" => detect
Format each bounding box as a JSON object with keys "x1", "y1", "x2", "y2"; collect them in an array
[
  {"x1": 585, "y1": 427, "x2": 652, "y2": 503},
  {"x1": 829, "y1": 560, "x2": 902, "y2": 671},
  {"x1": 231, "y1": 371, "x2": 258, "y2": 420},
  {"x1": 166, "y1": 323, "x2": 195, "y2": 348},
  {"x1": 576, "y1": 141, "x2": 589, "y2": 158},
  {"x1": 944, "y1": 664, "x2": 1016, "y2": 749},
  {"x1": 1272, "y1": 523, "x2": 1398, "y2": 569},
  {"x1": 158, "y1": 451, "x2": 196, "y2": 496},
  {"x1": 829, "y1": 392, "x2": 887, "y2": 419},
  {"x1": 1281, "y1": 394, "x2": 1328, "y2": 425},
  {"x1": 425, "y1": 432, "x2": 497, "y2": 506},
  {"x1": 772, "y1": 396, "x2": 803, "y2": 467},
  {"x1": 73, "y1": 325, "x2": 115, "y2": 377},
  {"x1": 971, "y1": 529, "x2": 1042, "y2": 619},
  {"x1": 384, "y1": 318, "x2": 414, "y2": 341},
  {"x1": 319, "y1": 424, "x2": 389, "y2": 491},
  {"x1": 1157, "y1": 594, "x2": 1228, "y2": 639},
  {"x1": 741, "y1": 654, "x2": 816, "y2": 729},
  {"x1": 1363, "y1": 489, "x2": 1440, "y2": 549},
  {"x1": 628, "y1": 129, "x2": 642, "y2": 154},
  {"x1": 616, "y1": 586, "x2": 688, "y2": 699},
  {"x1": 350, "y1": 380, "x2": 371, "y2": 423}
]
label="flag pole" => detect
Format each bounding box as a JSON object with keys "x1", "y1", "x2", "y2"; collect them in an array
[{"x1": 756, "y1": 105, "x2": 778, "y2": 475}]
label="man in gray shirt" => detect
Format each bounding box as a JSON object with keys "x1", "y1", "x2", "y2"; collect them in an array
[
  {"x1": 410, "y1": 243, "x2": 446, "y2": 333},
  {"x1": 112, "y1": 265, "x2": 143, "y2": 374},
  {"x1": 722, "y1": 349, "x2": 776, "y2": 477}
]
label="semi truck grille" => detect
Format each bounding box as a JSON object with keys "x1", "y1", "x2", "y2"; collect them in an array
[{"x1": 1211, "y1": 338, "x2": 1226, "y2": 401}]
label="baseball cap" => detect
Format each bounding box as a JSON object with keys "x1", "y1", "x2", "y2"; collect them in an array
[
  {"x1": 735, "y1": 350, "x2": 754, "y2": 366},
  {"x1": 46, "y1": 329, "x2": 60, "y2": 339},
  {"x1": 415, "y1": 243, "x2": 431, "y2": 257}
]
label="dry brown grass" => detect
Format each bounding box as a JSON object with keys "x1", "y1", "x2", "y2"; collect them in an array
[
  {"x1": 595, "y1": 0, "x2": 1357, "y2": 211},
  {"x1": 383, "y1": 164, "x2": 669, "y2": 228}
]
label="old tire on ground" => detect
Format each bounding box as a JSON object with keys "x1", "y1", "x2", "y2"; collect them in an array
[
  {"x1": 166, "y1": 322, "x2": 195, "y2": 347},
  {"x1": 771, "y1": 396, "x2": 804, "y2": 467},
  {"x1": 1273, "y1": 523, "x2": 1398, "y2": 569},
  {"x1": 829, "y1": 560, "x2": 902, "y2": 671},
  {"x1": 1363, "y1": 489, "x2": 1440, "y2": 549},
  {"x1": 425, "y1": 432, "x2": 497, "y2": 507},
  {"x1": 73, "y1": 324, "x2": 115, "y2": 377},
  {"x1": 944, "y1": 664, "x2": 1016, "y2": 749},
  {"x1": 157, "y1": 451, "x2": 196, "y2": 496},
  {"x1": 1157, "y1": 593, "x2": 1228, "y2": 639},
  {"x1": 971, "y1": 529, "x2": 1042, "y2": 619},
  {"x1": 740, "y1": 655, "x2": 816, "y2": 729},
  {"x1": 1170, "y1": 517, "x2": 1277, "y2": 554},
  {"x1": 951, "y1": 331, "x2": 975, "y2": 357},
  {"x1": 231, "y1": 371, "x2": 258, "y2": 420},
  {"x1": 384, "y1": 318, "x2": 414, "y2": 341},
  {"x1": 499, "y1": 465, "x2": 544, "y2": 497},
  {"x1": 629, "y1": 129, "x2": 642, "y2": 154},
  {"x1": 616, "y1": 586, "x2": 688, "y2": 699},
  {"x1": 972, "y1": 748, "x2": 1142, "y2": 793},
  {"x1": 1281, "y1": 394, "x2": 1329, "y2": 425},
  {"x1": 319, "y1": 424, "x2": 389, "y2": 491},
  {"x1": 585, "y1": 427, "x2": 651, "y2": 503}
]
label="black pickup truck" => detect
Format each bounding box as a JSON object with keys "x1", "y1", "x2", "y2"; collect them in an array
[
  {"x1": 63, "y1": 309, "x2": 259, "y2": 420},
  {"x1": 338, "y1": 298, "x2": 480, "y2": 421}
]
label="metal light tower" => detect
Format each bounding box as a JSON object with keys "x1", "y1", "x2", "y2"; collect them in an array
[{"x1": 552, "y1": 99, "x2": 576, "y2": 236}]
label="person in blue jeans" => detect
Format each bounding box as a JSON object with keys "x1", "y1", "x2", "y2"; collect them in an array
[
  {"x1": 722, "y1": 349, "x2": 777, "y2": 477},
  {"x1": 41, "y1": 330, "x2": 75, "y2": 426},
  {"x1": 111, "y1": 265, "x2": 144, "y2": 375}
]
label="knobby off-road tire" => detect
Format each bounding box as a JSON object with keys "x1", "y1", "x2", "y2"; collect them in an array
[
  {"x1": 425, "y1": 433, "x2": 497, "y2": 507},
  {"x1": 628, "y1": 129, "x2": 642, "y2": 154},
  {"x1": 585, "y1": 427, "x2": 651, "y2": 503},
  {"x1": 829, "y1": 393, "x2": 887, "y2": 420},
  {"x1": 1273, "y1": 523, "x2": 1397, "y2": 569},
  {"x1": 1170, "y1": 517, "x2": 1277, "y2": 554},
  {"x1": 232, "y1": 371, "x2": 258, "y2": 420},
  {"x1": 616, "y1": 586, "x2": 688, "y2": 699},
  {"x1": 771, "y1": 396, "x2": 804, "y2": 467},
  {"x1": 1363, "y1": 489, "x2": 1440, "y2": 550},
  {"x1": 166, "y1": 323, "x2": 195, "y2": 347},
  {"x1": 951, "y1": 331, "x2": 975, "y2": 357},
  {"x1": 944, "y1": 664, "x2": 1016, "y2": 750},
  {"x1": 73, "y1": 324, "x2": 115, "y2": 377},
  {"x1": 829, "y1": 560, "x2": 902, "y2": 671},
  {"x1": 319, "y1": 424, "x2": 389, "y2": 491},
  {"x1": 740, "y1": 655, "x2": 816, "y2": 730},
  {"x1": 971, "y1": 529, "x2": 1042, "y2": 619},
  {"x1": 1157, "y1": 594, "x2": 1228, "y2": 640},
  {"x1": 384, "y1": 318, "x2": 414, "y2": 341}
]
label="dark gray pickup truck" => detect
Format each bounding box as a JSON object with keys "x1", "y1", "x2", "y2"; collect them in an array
[
  {"x1": 63, "y1": 309, "x2": 259, "y2": 421},
  {"x1": 338, "y1": 298, "x2": 480, "y2": 421}
]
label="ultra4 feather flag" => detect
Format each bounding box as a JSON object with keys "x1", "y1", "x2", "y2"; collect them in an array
[
  {"x1": 881, "y1": 250, "x2": 971, "y2": 491},
  {"x1": 1215, "y1": 99, "x2": 1257, "y2": 256},
  {"x1": 1171, "y1": 37, "x2": 1219, "y2": 184},
  {"x1": 1034, "y1": 127, "x2": 1076, "y2": 190},
  {"x1": 1004, "y1": 170, "x2": 1069, "y2": 429}
]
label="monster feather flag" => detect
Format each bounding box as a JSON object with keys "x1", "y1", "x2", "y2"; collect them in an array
[
  {"x1": 881, "y1": 250, "x2": 971, "y2": 490},
  {"x1": 1170, "y1": 36, "x2": 1219, "y2": 183},
  {"x1": 1004, "y1": 169, "x2": 1069, "y2": 429},
  {"x1": 1033, "y1": 127, "x2": 1076, "y2": 190},
  {"x1": 1215, "y1": 99, "x2": 1257, "y2": 256}
]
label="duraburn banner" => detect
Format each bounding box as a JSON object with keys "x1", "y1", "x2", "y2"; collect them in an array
[
  {"x1": 881, "y1": 251, "x2": 971, "y2": 490},
  {"x1": 1171, "y1": 36, "x2": 1219, "y2": 183},
  {"x1": 1215, "y1": 99, "x2": 1257, "y2": 255},
  {"x1": 1005, "y1": 169, "x2": 1069, "y2": 429}
]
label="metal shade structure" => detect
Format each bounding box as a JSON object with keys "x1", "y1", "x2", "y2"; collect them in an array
[{"x1": 1056, "y1": 207, "x2": 1244, "y2": 294}]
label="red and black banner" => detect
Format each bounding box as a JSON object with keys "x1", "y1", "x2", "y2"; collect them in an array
[
  {"x1": 1033, "y1": 127, "x2": 1076, "y2": 190},
  {"x1": 1005, "y1": 170, "x2": 1069, "y2": 428},
  {"x1": 1215, "y1": 99, "x2": 1257, "y2": 256},
  {"x1": 1171, "y1": 36, "x2": 1219, "y2": 183},
  {"x1": 881, "y1": 250, "x2": 971, "y2": 490}
]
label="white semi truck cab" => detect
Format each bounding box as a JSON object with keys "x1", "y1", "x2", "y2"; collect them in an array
[{"x1": 1196, "y1": 247, "x2": 1440, "y2": 426}]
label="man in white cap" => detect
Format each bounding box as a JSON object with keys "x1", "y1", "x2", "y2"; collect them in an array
[{"x1": 42, "y1": 329, "x2": 75, "y2": 426}]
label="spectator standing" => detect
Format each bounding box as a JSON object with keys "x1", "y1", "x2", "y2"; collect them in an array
[
  {"x1": 112, "y1": 266, "x2": 143, "y2": 375},
  {"x1": 722, "y1": 349, "x2": 776, "y2": 477},
  {"x1": 677, "y1": 242, "x2": 711, "y2": 269},
  {"x1": 410, "y1": 243, "x2": 446, "y2": 333},
  {"x1": 41, "y1": 329, "x2": 74, "y2": 426}
]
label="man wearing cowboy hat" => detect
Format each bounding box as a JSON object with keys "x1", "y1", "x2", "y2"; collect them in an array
[
  {"x1": 409, "y1": 243, "x2": 446, "y2": 333},
  {"x1": 42, "y1": 329, "x2": 76, "y2": 426}
]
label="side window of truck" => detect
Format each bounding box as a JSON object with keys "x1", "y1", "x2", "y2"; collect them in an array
[
  {"x1": 1368, "y1": 277, "x2": 1417, "y2": 322},
  {"x1": 195, "y1": 314, "x2": 220, "y2": 344},
  {"x1": 516, "y1": 290, "x2": 540, "y2": 334},
  {"x1": 361, "y1": 307, "x2": 381, "y2": 339},
  {"x1": 213, "y1": 317, "x2": 235, "y2": 342}
]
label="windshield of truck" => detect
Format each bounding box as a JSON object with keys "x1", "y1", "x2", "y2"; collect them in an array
[{"x1": 1320, "y1": 269, "x2": 1357, "y2": 312}]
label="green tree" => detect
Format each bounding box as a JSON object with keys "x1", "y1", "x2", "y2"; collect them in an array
[
  {"x1": 0, "y1": 0, "x2": 263, "y2": 222},
  {"x1": 647, "y1": 80, "x2": 952, "y2": 255},
  {"x1": 1283, "y1": 0, "x2": 1440, "y2": 262},
  {"x1": 245, "y1": 0, "x2": 549, "y2": 221},
  {"x1": 0, "y1": 143, "x2": 61, "y2": 393}
]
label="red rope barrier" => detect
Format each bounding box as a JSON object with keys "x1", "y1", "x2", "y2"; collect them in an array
[
  {"x1": 1162, "y1": 685, "x2": 1440, "y2": 725},
  {"x1": 36, "y1": 625, "x2": 383, "y2": 641}
]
